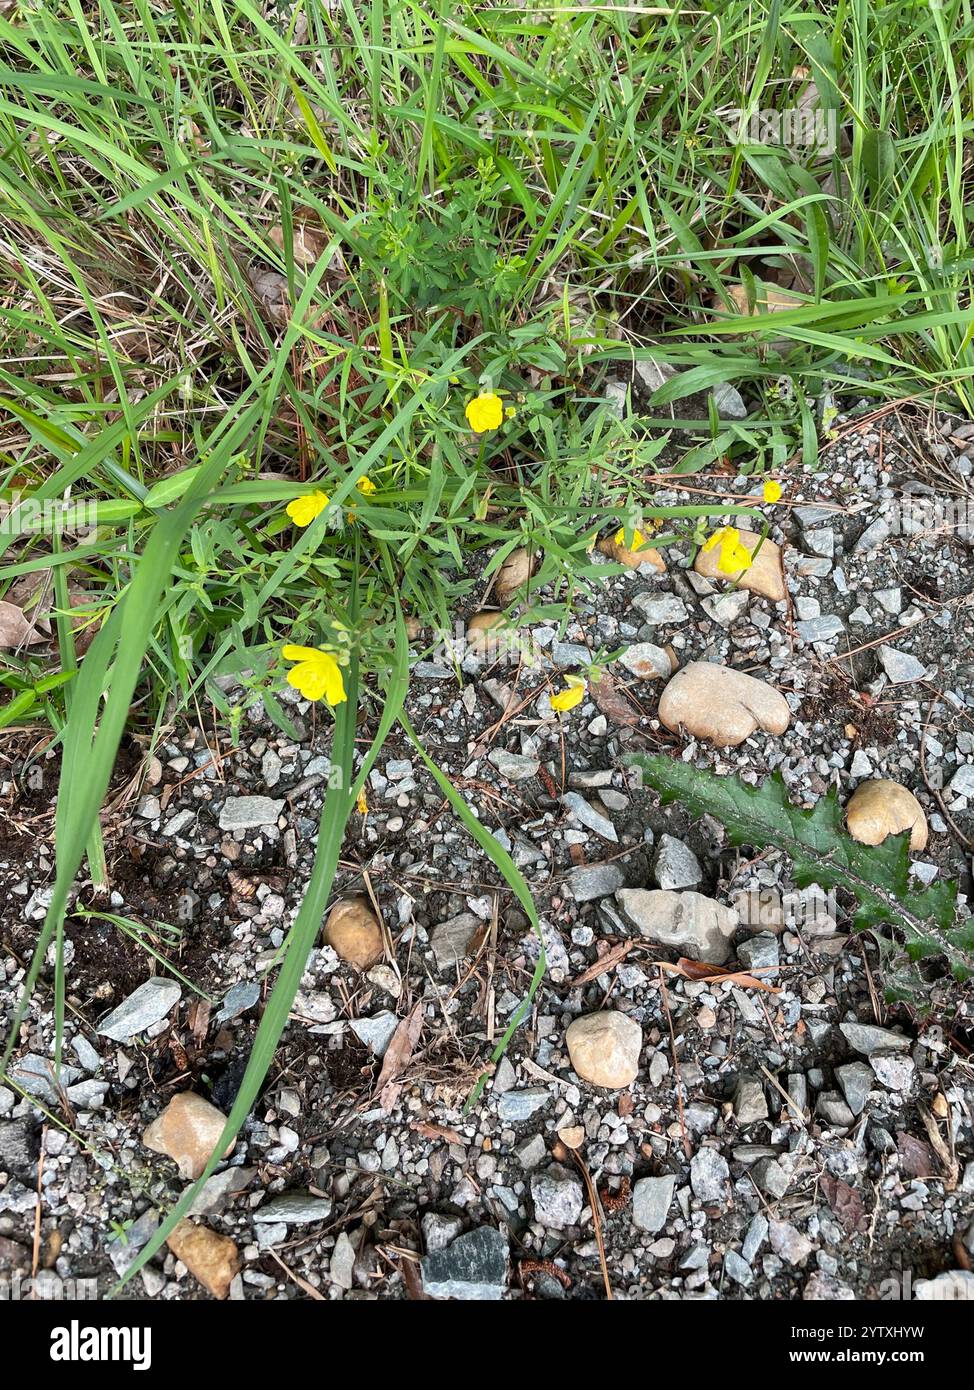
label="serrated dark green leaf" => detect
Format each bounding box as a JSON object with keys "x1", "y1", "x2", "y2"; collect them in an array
[{"x1": 629, "y1": 755, "x2": 974, "y2": 985}]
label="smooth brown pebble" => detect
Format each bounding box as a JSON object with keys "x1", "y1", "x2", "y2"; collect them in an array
[
  {"x1": 324, "y1": 897, "x2": 384, "y2": 969},
  {"x1": 142, "y1": 1092, "x2": 234, "y2": 1180},
  {"x1": 845, "y1": 778, "x2": 928, "y2": 852},
  {"x1": 565, "y1": 1010, "x2": 642, "y2": 1089},
  {"x1": 166, "y1": 1219, "x2": 240, "y2": 1299}
]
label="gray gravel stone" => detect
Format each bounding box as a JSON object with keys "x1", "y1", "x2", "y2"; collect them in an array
[
  {"x1": 6, "y1": 1054, "x2": 81, "y2": 1105},
  {"x1": 632, "y1": 1174, "x2": 676, "y2": 1233},
  {"x1": 253, "y1": 1193, "x2": 333, "y2": 1224},
  {"x1": 632, "y1": 593, "x2": 689, "y2": 625},
  {"x1": 488, "y1": 748, "x2": 540, "y2": 781},
  {"x1": 816, "y1": 1091, "x2": 855, "y2": 1128},
  {"x1": 796, "y1": 615, "x2": 844, "y2": 643},
  {"x1": 835, "y1": 1061, "x2": 873, "y2": 1116},
  {"x1": 804, "y1": 1271, "x2": 856, "y2": 1300},
  {"x1": 570, "y1": 863, "x2": 626, "y2": 902},
  {"x1": 421, "y1": 1212, "x2": 464, "y2": 1253},
  {"x1": 497, "y1": 1087, "x2": 551, "y2": 1123},
  {"x1": 853, "y1": 517, "x2": 891, "y2": 554},
  {"x1": 839, "y1": 1022, "x2": 911, "y2": 1056},
  {"x1": 690, "y1": 1147, "x2": 729, "y2": 1204},
  {"x1": 724, "y1": 1249, "x2": 753, "y2": 1286},
  {"x1": 420, "y1": 1226, "x2": 508, "y2": 1300},
  {"x1": 737, "y1": 932, "x2": 780, "y2": 979},
  {"x1": 712, "y1": 381, "x2": 748, "y2": 419},
  {"x1": 752, "y1": 1157, "x2": 789, "y2": 1199},
  {"x1": 652, "y1": 834, "x2": 702, "y2": 890},
  {"x1": 948, "y1": 763, "x2": 974, "y2": 797},
  {"x1": 71, "y1": 1034, "x2": 101, "y2": 1073},
  {"x1": 869, "y1": 1051, "x2": 916, "y2": 1093},
  {"x1": 349, "y1": 1011, "x2": 399, "y2": 1057},
  {"x1": 733, "y1": 1073, "x2": 768, "y2": 1126},
  {"x1": 215, "y1": 981, "x2": 261, "y2": 1024},
  {"x1": 619, "y1": 642, "x2": 671, "y2": 680},
  {"x1": 514, "y1": 1134, "x2": 547, "y2": 1170},
  {"x1": 530, "y1": 1163, "x2": 584, "y2": 1229},
  {"x1": 429, "y1": 912, "x2": 483, "y2": 969},
  {"x1": 218, "y1": 795, "x2": 284, "y2": 830},
  {"x1": 0, "y1": 1120, "x2": 37, "y2": 1173},
  {"x1": 701, "y1": 591, "x2": 750, "y2": 626},
  {"x1": 616, "y1": 888, "x2": 738, "y2": 964},
  {"x1": 742, "y1": 1213, "x2": 769, "y2": 1262},
  {"x1": 769, "y1": 1219, "x2": 813, "y2": 1267},
  {"x1": 879, "y1": 645, "x2": 927, "y2": 683},
  {"x1": 561, "y1": 792, "x2": 617, "y2": 842},
  {"x1": 97, "y1": 977, "x2": 182, "y2": 1041}
]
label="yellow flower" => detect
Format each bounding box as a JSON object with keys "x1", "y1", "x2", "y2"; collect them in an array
[
  {"x1": 504, "y1": 405, "x2": 517, "y2": 420},
  {"x1": 286, "y1": 490, "x2": 330, "y2": 527},
  {"x1": 356, "y1": 788, "x2": 368, "y2": 814},
  {"x1": 465, "y1": 392, "x2": 504, "y2": 434},
  {"x1": 282, "y1": 644, "x2": 347, "y2": 705},
  {"x1": 614, "y1": 526, "x2": 648, "y2": 552},
  {"x1": 356, "y1": 476, "x2": 376, "y2": 496},
  {"x1": 762, "y1": 479, "x2": 782, "y2": 503},
  {"x1": 703, "y1": 525, "x2": 754, "y2": 576},
  {"x1": 550, "y1": 674, "x2": 586, "y2": 712}
]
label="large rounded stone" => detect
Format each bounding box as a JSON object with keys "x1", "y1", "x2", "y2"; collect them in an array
[
  {"x1": 616, "y1": 888, "x2": 739, "y2": 965},
  {"x1": 166, "y1": 1219, "x2": 240, "y2": 1299},
  {"x1": 658, "y1": 661, "x2": 790, "y2": 746},
  {"x1": 694, "y1": 528, "x2": 785, "y2": 601},
  {"x1": 845, "y1": 778, "x2": 928, "y2": 851},
  {"x1": 565, "y1": 1010, "x2": 641, "y2": 1088},
  {"x1": 466, "y1": 610, "x2": 510, "y2": 658},
  {"x1": 598, "y1": 533, "x2": 665, "y2": 572},
  {"x1": 143, "y1": 1092, "x2": 234, "y2": 1180},
  {"x1": 324, "y1": 898, "x2": 384, "y2": 969},
  {"x1": 494, "y1": 547, "x2": 534, "y2": 604}
]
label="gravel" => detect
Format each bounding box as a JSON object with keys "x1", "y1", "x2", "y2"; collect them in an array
[{"x1": 2, "y1": 405, "x2": 973, "y2": 1304}]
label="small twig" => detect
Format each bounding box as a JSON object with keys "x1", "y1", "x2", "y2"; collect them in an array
[
  {"x1": 760, "y1": 1063, "x2": 807, "y2": 1128},
  {"x1": 30, "y1": 1129, "x2": 46, "y2": 1293},
  {"x1": 657, "y1": 964, "x2": 691, "y2": 1159},
  {"x1": 571, "y1": 1149, "x2": 613, "y2": 1301},
  {"x1": 268, "y1": 1248, "x2": 326, "y2": 1300}
]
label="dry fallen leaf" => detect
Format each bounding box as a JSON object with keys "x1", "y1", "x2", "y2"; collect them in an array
[
  {"x1": 589, "y1": 672, "x2": 641, "y2": 729},
  {"x1": 662, "y1": 956, "x2": 781, "y2": 994},
  {"x1": 410, "y1": 1121, "x2": 463, "y2": 1144},
  {"x1": 248, "y1": 267, "x2": 290, "y2": 325},
  {"x1": 569, "y1": 939, "x2": 637, "y2": 987},
  {"x1": 269, "y1": 222, "x2": 328, "y2": 269},
  {"x1": 896, "y1": 1130, "x2": 936, "y2": 1179},
  {"x1": 0, "y1": 598, "x2": 46, "y2": 649},
  {"x1": 376, "y1": 1002, "x2": 422, "y2": 1111},
  {"x1": 821, "y1": 1174, "x2": 868, "y2": 1234},
  {"x1": 918, "y1": 1105, "x2": 959, "y2": 1189}
]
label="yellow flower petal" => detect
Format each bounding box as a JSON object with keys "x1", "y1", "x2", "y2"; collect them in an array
[
  {"x1": 614, "y1": 526, "x2": 649, "y2": 553},
  {"x1": 702, "y1": 525, "x2": 733, "y2": 553},
  {"x1": 762, "y1": 479, "x2": 782, "y2": 503},
  {"x1": 356, "y1": 476, "x2": 376, "y2": 495},
  {"x1": 286, "y1": 490, "x2": 330, "y2": 527},
  {"x1": 282, "y1": 645, "x2": 347, "y2": 706},
  {"x1": 550, "y1": 676, "x2": 586, "y2": 712},
  {"x1": 465, "y1": 392, "x2": 505, "y2": 434},
  {"x1": 717, "y1": 535, "x2": 754, "y2": 575},
  {"x1": 282, "y1": 644, "x2": 321, "y2": 661}
]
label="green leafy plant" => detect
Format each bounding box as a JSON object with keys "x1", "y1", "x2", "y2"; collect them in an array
[{"x1": 630, "y1": 754, "x2": 974, "y2": 992}]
